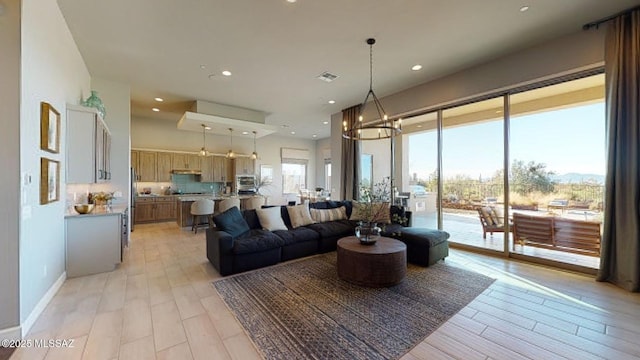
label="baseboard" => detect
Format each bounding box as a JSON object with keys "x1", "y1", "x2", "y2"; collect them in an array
[
  {"x1": 0, "y1": 325, "x2": 21, "y2": 341},
  {"x1": 21, "y1": 271, "x2": 66, "y2": 338}
]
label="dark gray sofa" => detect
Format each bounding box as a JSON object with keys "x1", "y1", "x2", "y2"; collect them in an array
[{"x1": 206, "y1": 201, "x2": 449, "y2": 276}]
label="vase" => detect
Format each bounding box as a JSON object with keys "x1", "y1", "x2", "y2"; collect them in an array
[
  {"x1": 82, "y1": 90, "x2": 106, "y2": 119},
  {"x1": 355, "y1": 222, "x2": 381, "y2": 245}
]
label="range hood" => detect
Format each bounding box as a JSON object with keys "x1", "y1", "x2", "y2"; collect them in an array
[
  {"x1": 177, "y1": 101, "x2": 278, "y2": 137},
  {"x1": 171, "y1": 169, "x2": 202, "y2": 175}
]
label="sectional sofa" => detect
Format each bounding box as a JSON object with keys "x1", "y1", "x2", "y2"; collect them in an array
[{"x1": 206, "y1": 200, "x2": 450, "y2": 276}]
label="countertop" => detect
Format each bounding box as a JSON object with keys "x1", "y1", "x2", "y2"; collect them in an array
[
  {"x1": 176, "y1": 195, "x2": 261, "y2": 202},
  {"x1": 65, "y1": 205, "x2": 128, "y2": 218}
]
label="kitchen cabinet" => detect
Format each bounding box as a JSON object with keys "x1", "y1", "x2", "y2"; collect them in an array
[
  {"x1": 212, "y1": 156, "x2": 232, "y2": 183},
  {"x1": 156, "y1": 152, "x2": 172, "y2": 182},
  {"x1": 136, "y1": 151, "x2": 157, "y2": 182},
  {"x1": 67, "y1": 105, "x2": 111, "y2": 183},
  {"x1": 200, "y1": 156, "x2": 214, "y2": 182},
  {"x1": 66, "y1": 213, "x2": 122, "y2": 277},
  {"x1": 172, "y1": 153, "x2": 201, "y2": 170},
  {"x1": 234, "y1": 157, "x2": 255, "y2": 176},
  {"x1": 131, "y1": 150, "x2": 139, "y2": 178},
  {"x1": 134, "y1": 196, "x2": 177, "y2": 223}
]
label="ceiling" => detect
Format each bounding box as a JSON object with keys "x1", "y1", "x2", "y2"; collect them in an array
[{"x1": 57, "y1": 0, "x2": 639, "y2": 140}]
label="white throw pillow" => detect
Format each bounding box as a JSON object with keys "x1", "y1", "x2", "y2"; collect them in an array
[
  {"x1": 255, "y1": 206, "x2": 288, "y2": 231},
  {"x1": 287, "y1": 203, "x2": 315, "y2": 228}
]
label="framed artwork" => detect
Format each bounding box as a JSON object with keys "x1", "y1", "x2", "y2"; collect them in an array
[
  {"x1": 260, "y1": 165, "x2": 273, "y2": 184},
  {"x1": 40, "y1": 102, "x2": 60, "y2": 153},
  {"x1": 40, "y1": 158, "x2": 60, "y2": 205}
]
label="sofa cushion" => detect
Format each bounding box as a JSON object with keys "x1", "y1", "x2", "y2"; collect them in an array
[
  {"x1": 242, "y1": 209, "x2": 262, "y2": 229},
  {"x1": 399, "y1": 227, "x2": 450, "y2": 247},
  {"x1": 213, "y1": 206, "x2": 250, "y2": 238},
  {"x1": 310, "y1": 206, "x2": 347, "y2": 223},
  {"x1": 306, "y1": 219, "x2": 354, "y2": 239},
  {"x1": 273, "y1": 227, "x2": 320, "y2": 245},
  {"x1": 256, "y1": 206, "x2": 288, "y2": 231},
  {"x1": 287, "y1": 203, "x2": 315, "y2": 228},
  {"x1": 233, "y1": 229, "x2": 284, "y2": 254}
]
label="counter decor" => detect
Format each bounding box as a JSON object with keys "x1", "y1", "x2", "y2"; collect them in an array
[{"x1": 81, "y1": 90, "x2": 106, "y2": 119}]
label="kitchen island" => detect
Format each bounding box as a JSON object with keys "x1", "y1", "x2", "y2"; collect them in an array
[{"x1": 176, "y1": 195, "x2": 264, "y2": 228}]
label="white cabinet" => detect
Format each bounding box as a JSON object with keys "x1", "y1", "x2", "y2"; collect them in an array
[
  {"x1": 65, "y1": 214, "x2": 122, "y2": 278},
  {"x1": 67, "y1": 104, "x2": 111, "y2": 183}
]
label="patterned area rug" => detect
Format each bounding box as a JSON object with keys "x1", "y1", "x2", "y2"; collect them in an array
[{"x1": 214, "y1": 253, "x2": 494, "y2": 360}]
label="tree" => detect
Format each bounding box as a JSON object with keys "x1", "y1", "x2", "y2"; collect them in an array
[{"x1": 510, "y1": 160, "x2": 555, "y2": 195}]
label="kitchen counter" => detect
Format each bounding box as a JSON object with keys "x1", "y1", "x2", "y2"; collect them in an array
[
  {"x1": 65, "y1": 205, "x2": 128, "y2": 218},
  {"x1": 176, "y1": 195, "x2": 257, "y2": 202},
  {"x1": 176, "y1": 195, "x2": 263, "y2": 227}
]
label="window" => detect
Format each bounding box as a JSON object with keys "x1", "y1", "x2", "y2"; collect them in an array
[
  {"x1": 324, "y1": 160, "x2": 331, "y2": 190},
  {"x1": 282, "y1": 161, "x2": 307, "y2": 194}
]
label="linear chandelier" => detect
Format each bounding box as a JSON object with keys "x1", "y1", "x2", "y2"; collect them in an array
[{"x1": 343, "y1": 38, "x2": 402, "y2": 141}]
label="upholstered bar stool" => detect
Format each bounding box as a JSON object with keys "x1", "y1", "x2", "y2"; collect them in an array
[
  {"x1": 191, "y1": 199, "x2": 215, "y2": 234},
  {"x1": 244, "y1": 196, "x2": 265, "y2": 211},
  {"x1": 217, "y1": 197, "x2": 240, "y2": 214}
]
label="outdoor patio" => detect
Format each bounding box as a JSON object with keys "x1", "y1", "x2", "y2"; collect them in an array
[{"x1": 411, "y1": 209, "x2": 601, "y2": 269}]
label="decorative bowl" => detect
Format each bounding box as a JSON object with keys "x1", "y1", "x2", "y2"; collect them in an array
[{"x1": 73, "y1": 204, "x2": 95, "y2": 214}]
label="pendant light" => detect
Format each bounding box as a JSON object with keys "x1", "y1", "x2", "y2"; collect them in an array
[
  {"x1": 250, "y1": 131, "x2": 258, "y2": 160},
  {"x1": 198, "y1": 124, "x2": 210, "y2": 156},
  {"x1": 342, "y1": 38, "x2": 402, "y2": 140},
  {"x1": 226, "y1": 128, "x2": 235, "y2": 158}
]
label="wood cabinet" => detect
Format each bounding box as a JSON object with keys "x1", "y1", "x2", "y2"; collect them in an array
[
  {"x1": 156, "y1": 152, "x2": 172, "y2": 182},
  {"x1": 213, "y1": 156, "x2": 232, "y2": 183},
  {"x1": 134, "y1": 196, "x2": 177, "y2": 224},
  {"x1": 133, "y1": 151, "x2": 157, "y2": 182},
  {"x1": 131, "y1": 150, "x2": 139, "y2": 179},
  {"x1": 234, "y1": 157, "x2": 255, "y2": 176},
  {"x1": 200, "y1": 157, "x2": 214, "y2": 182},
  {"x1": 172, "y1": 153, "x2": 201, "y2": 170},
  {"x1": 67, "y1": 105, "x2": 111, "y2": 183}
]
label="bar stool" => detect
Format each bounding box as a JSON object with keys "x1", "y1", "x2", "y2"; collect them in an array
[
  {"x1": 244, "y1": 196, "x2": 265, "y2": 211},
  {"x1": 217, "y1": 197, "x2": 240, "y2": 214},
  {"x1": 191, "y1": 199, "x2": 214, "y2": 234}
]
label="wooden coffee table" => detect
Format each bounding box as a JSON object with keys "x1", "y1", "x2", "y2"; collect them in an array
[{"x1": 337, "y1": 236, "x2": 407, "y2": 287}]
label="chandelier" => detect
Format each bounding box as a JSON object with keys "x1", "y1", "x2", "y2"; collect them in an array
[
  {"x1": 343, "y1": 38, "x2": 402, "y2": 140},
  {"x1": 226, "y1": 128, "x2": 235, "y2": 158}
]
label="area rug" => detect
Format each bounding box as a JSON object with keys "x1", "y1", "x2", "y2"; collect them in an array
[{"x1": 213, "y1": 253, "x2": 494, "y2": 360}]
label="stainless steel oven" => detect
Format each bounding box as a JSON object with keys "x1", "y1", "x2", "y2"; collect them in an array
[{"x1": 236, "y1": 174, "x2": 257, "y2": 194}]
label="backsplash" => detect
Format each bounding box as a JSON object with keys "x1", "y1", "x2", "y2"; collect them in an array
[{"x1": 136, "y1": 174, "x2": 225, "y2": 195}]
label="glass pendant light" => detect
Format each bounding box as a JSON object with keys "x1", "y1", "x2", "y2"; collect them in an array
[
  {"x1": 199, "y1": 124, "x2": 210, "y2": 156},
  {"x1": 250, "y1": 131, "x2": 258, "y2": 160},
  {"x1": 226, "y1": 128, "x2": 235, "y2": 158}
]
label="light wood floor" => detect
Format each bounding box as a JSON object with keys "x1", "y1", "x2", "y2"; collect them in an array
[{"x1": 11, "y1": 222, "x2": 640, "y2": 360}]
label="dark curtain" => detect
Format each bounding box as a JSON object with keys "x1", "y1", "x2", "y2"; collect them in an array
[
  {"x1": 597, "y1": 10, "x2": 640, "y2": 292},
  {"x1": 341, "y1": 105, "x2": 361, "y2": 200}
]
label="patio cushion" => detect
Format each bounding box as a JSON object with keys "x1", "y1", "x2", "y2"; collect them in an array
[{"x1": 480, "y1": 207, "x2": 495, "y2": 225}]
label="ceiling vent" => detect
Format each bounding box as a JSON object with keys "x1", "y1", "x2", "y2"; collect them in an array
[{"x1": 316, "y1": 71, "x2": 339, "y2": 83}]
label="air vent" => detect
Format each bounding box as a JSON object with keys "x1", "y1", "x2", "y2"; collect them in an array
[{"x1": 316, "y1": 71, "x2": 339, "y2": 83}]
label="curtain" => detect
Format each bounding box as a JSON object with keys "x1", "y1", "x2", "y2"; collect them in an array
[
  {"x1": 597, "y1": 10, "x2": 640, "y2": 292},
  {"x1": 341, "y1": 105, "x2": 361, "y2": 200}
]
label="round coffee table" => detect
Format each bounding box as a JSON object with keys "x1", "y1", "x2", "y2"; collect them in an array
[{"x1": 337, "y1": 236, "x2": 407, "y2": 287}]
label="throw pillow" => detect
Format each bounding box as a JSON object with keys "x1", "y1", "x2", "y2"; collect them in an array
[
  {"x1": 287, "y1": 203, "x2": 315, "y2": 228},
  {"x1": 349, "y1": 202, "x2": 391, "y2": 224},
  {"x1": 255, "y1": 206, "x2": 288, "y2": 231},
  {"x1": 489, "y1": 206, "x2": 503, "y2": 226},
  {"x1": 310, "y1": 206, "x2": 347, "y2": 223},
  {"x1": 212, "y1": 206, "x2": 250, "y2": 237}
]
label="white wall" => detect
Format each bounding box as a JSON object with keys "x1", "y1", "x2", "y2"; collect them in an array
[
  {"x1": 315, "y1": 137, "x2": 331, "y2": 191},
  {"x1": 0, "y1": 0, "x2": 22, "y2": 338},
  {"x1": 91, "y1": 78, "x2": 131, "y2": 206},
  {"x1": 331, "y1": 29, "x2": 606, "y2": 199},
  {"x1": 20, "y1": 0, "x2": 90, "y2": 329},
  {"x1": 131, "y1": 116, "x2": 317, "y2": 205}
]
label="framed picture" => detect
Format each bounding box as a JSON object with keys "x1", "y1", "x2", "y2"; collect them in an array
[
  {"x1": 260, "y1": 165, "x2": 273, "y2": 184},
  {"x1": 40, "y1": 102, "x2": 60, "y2": 153},
  {"x1": 40, "y1": 158, "x2": 60, "y2": 205}
]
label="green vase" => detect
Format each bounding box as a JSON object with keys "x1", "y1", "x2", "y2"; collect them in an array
[{"x1": 82, "y1": 90, "x2": 106, "y2": 119}]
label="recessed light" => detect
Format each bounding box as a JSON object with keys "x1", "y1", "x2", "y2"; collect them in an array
[
  {"x1": 411, "y1": 64, "x2": 422, "y2": 71},
  {"x1": 328, "y1": 100, "x2": 336, "y2": 104},
  {"x1": 323, "y1": 121, "x2": 329, "y2": 125},
  {"x1": 286, "y1": 0, "x2": 297, "y2": 3},
  {"x1": 208, "y1": 74, "x2": 216, "y2": 80},
  {"x1": 200, "y1": 64, "x2": 206, "y2": 69},
  {"x1": 204, "y1": 126, "x2": 212, "y2": 130},
  {"x1": 281, "y1": 124, "x2": 289, "y2": 128},
  {"x1": 290, "y1": 131, "x2": 296, "y2": 135},
  {"x1": 152, "y1": 108, "x2": 160, "y2": 112},
  {"x1": 312, "y1": 134, "x2": 317, "y2": 138},
  {"x1": 154, "y1": 97, "x2": 164, "y2": 102},
  {"x1": 520, "y1": 5, "x2": 529, "y2": 12},
  {"x1": 242, "y1": 131, "x2": 249, "y2": 135},
  {"x1": 417, "y1": 125, "x2": 423, "y2": 128},
  {"x1": 222, "y1": 70, "x2": 232, "y2": 76}
]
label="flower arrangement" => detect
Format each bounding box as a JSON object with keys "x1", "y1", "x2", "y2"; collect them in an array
[
  {"x1": 89, "y1": 191, "x2": 114, "y2": 205},
  {"x1": 356, "y1": 177, "x2": 392, "y2": 224}
]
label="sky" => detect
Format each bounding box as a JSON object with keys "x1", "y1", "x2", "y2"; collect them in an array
[{"x1": 408, "y1": 102, "x2": 606, "y2": 181}]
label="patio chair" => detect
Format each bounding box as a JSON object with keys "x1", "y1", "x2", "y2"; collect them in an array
[{"x1": 477, "y1": 206, "x2": 506, "y2": 239}]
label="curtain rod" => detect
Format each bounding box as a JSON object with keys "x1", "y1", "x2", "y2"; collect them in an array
[{"x1": 583, "y1": 5, "x2": 640, "y2": 30}]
